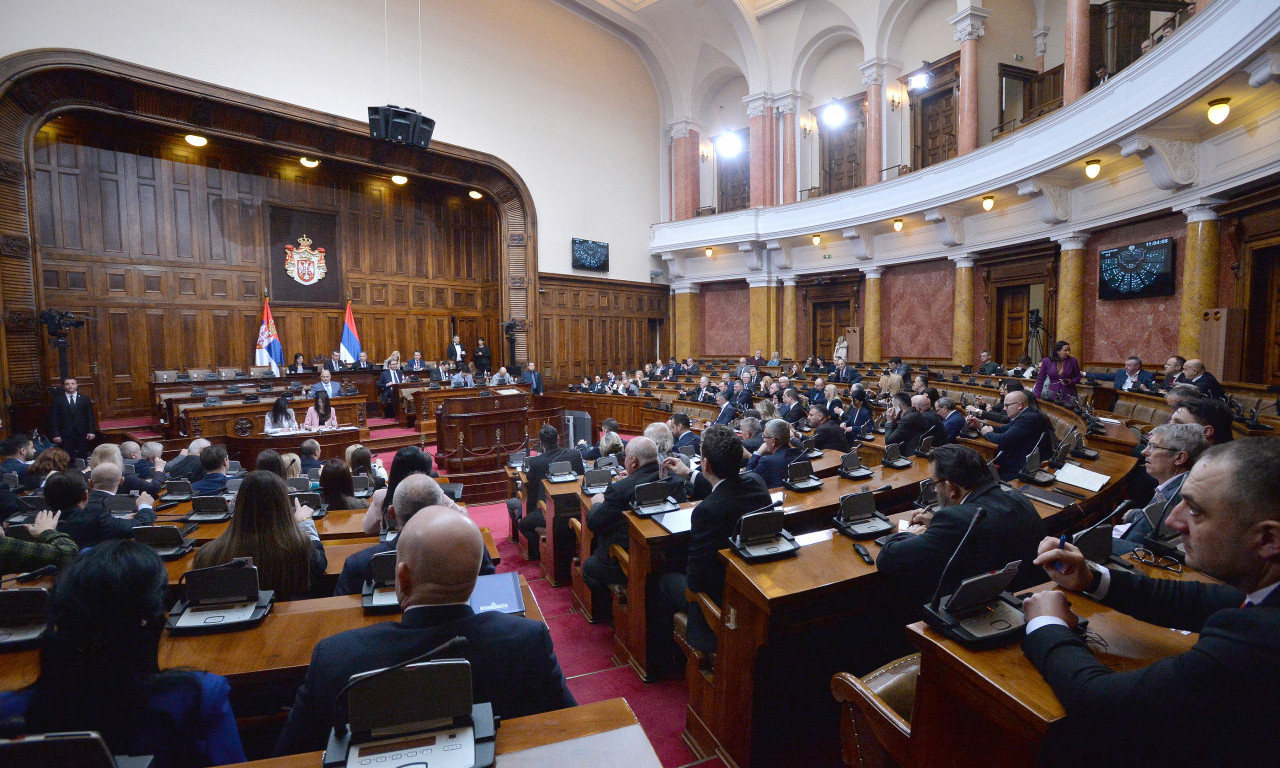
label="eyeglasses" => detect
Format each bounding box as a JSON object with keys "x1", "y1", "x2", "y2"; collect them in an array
[
  {"x1": 1143, "y1": 443, "x2": 1180, "y2": 453},
  {"x1": 1130, "y1": 547, "x2": 1182, "y2": 573}
]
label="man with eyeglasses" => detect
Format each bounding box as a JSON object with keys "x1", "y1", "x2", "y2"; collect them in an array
[
  {"x1": 1023, "y1": 437, "x2": 1280, "y2": 767},
  {"x1": 968, "y1": 390, "x2": 1054, "y2": 480},
  {"x1": 743, "y1": 419, "x2": 802, "y2": 488},
  {"x1": 1114, "y1": 423, "x2": 1207, "y2": 555}
]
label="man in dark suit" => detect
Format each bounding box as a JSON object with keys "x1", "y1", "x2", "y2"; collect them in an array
[
  {"x1": 516, "y1": 424, "x2": 585, "y2": 560},
  {"x1": 660, "y1": 426, "x2": 773, "y2": 652},
  {"x1": 275, "y1": 505, "x2": 576, "y2": 755},
  {"x1": 351, "y1": 351, "x2": 373, "y2": 371},
  {"x1": 0, "y1": 434, "x2": 39, "y2": 490},
  {"x1": 889, "y1": 356, "x2": 912, "y2": 380},
  {"x1": 376, "y1": 358, "x2": 404, "y2": 417},
  {"x1": 884, "y1": 393, "x2": 934, "y2": 454},
  {"x1": 745, "y1": 418, "x2": 803, "y2": 487},
  {"x1": 446, "y1": 334, "x2": 467, "y2": 364},
  {"x1": 710, "y1": 391, "x2": 736, "y2": 427},
  {"x1": 740, "y1": 417, "x2": 765, "y2": 454},
  {"x1": 299, "y1": 439, "x2": 324, "y2": 475},
  {"x1": 936, "y1": 398, "x2": 967, "y2": 442},
  {"x1": 334, "y1": 474, "x2": 494, "y2": 595},
  {"x1": 684, "y1": 358, "x2": 700, "y2": 375},
  {"x1": 1162, "y1": 355, "x2": 1185, "y2": 390},
  {"x1": 670, "y1": 413, "x2": 701, "y2": 454},
  {"x1": 1023, "y1": 438, "x2": 1280, "y2": 767},
  {"x1": 191, "y1": 444, "x2": 230, "y2": 496},
  {"x1": 164, "y1": 438, "x2": 210, "y2": 482},
  {"x1": 730, "y1": 380, "x2": 752, "y2": 410},
  {"x1": 808, "y1": 377, "x2": 828, "y2": 408},
  {"x1": 520, "y1": 362, "x2": 543, "y2": 395},
  {"x1": 1172, "y1": 397, "x2": 1235, "y2": 446},
  {"x1": 778, "y1": 388, "x2": 806, "y2": 424},
  {"x1": 808, "y1": 404, "x2": 851, "y2": 452},
  {"x1": 877, "y1": 444, "x2": 1046, "y2": 611},
  {"x1": 973, "y1": 390, "x2": 1054, "y2": 480},
  {"x1": 404, "y1": 350, "x2": 428, "y2": 372},
  {"x1": 49, "y1": 377, "x2": 97, "y2": 460},
  {"x1": 48, "y1": 469, "x2": 153, "y2": 547},
  {"x1": 686, "y1": 376, "x2": 718, "y2": 404},
  {"x1": 86, "y1": 462, "x2": 157, "y2": 523},
  {"x1": 1113, "y1": 422, "x2": 1207, "y2": 555},
  {"x1": 1112, "y1": 355, "x2": 1157, "y2": 391},
  {"x1": 582, "y1": 437, "x2": 687, "y2": 610},
  {"x1": 323, "y1": 351, "x2": 345, "y2": 372},
  {"x1": 1178, "y1": 358, "x2": 1225, "y2": 400},
  {"x1": 310, "y1": 368, "x2": 343, "y2": 398},
  {"x1": 473, "y1": 338, "x2": 492, "y2": 376}
]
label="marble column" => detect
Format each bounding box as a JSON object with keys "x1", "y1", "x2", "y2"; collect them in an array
[
  {"x1": 776, "y1": 95, "x2": 799, "y2": 204},
  {"x1": 746, "y1": 94, "x2": 778, "y2": 208},
  {"x1": 1179, "y1": 205, "x2": 1222, "y2": 356},
  {"x1": 670, "y1": 121, "x2": 701, "y2": 221},
  {"x1": 950, "y1": 7, "x2": 990, "y2": 155},
  {"x1": 781, "y1": 278, "x2": 798, "y2": 361},
  {"x1": 1055, "y1": 235, "x2": 1088, "y2": 356},
  {"x1": 747, "y1": 275, "x2": 780, "y2": 356},
  {"x1": 951, "y1": 254, "x2": 976, "y2": 366},
  {"x1": 860, "y1": 59, "x2": 886, "y2": 187},
  {"x1": 1063, "y1": 0, "x2": 1091, "y2": 104},
  {"x1": 672, "y1": 284, "x2": 703, "y2": 360},
  {"x1": 1033, "y1": 26, "x2": 1050, "y2": 73},
  {"x1": 862, "y1": 267, "x2": 883, "y2": 363}
]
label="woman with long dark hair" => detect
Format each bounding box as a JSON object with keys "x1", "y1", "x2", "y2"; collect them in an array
[
  {"x1": 1034, "y1": 339, "x2": 1082, "y2": 403},
  {"x1": 840, "y1": 388, "x2": 875, "y2": 434},
  {"x1": 319, "y1": 459, "x2": 367, "y2": 511},
  {"x1": 290, "y1": 353, "x2": 309, "y2": 374},
  {"x1": 255, "y1": 448, "x2": 286, "y2": 478},
  {"x1": 0, "y1": 540, "x2": 245, "y2": 766},
  {"x1": 193, "y1": 470, "x2": 325, "y2": 600},
  {"x1": 304, "y1": 390, "x2": 337, "y2": 428},
  {"x1": 345, "y1": 445, "x2": 387, "y2": 489},
  {"x1": 264, "y1": 395, "x2": 298, "y2": 431},
  {"x1": 361, "y1": 446, "x2": 434, "y2": 535}
]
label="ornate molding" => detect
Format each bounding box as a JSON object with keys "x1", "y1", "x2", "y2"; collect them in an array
[
  {"x1": 1016, "y1": 180, "x2": 1070, "y2": 225},
  {"x1": 1056, "y1": 233, "x2": 1089, "y2": 252},
  {"x1": 509, "y1": 275, "x2": 526, "y2": 288},
  {"x1": 765, "y1": 240, "x2": 793, "y2": 270},
  {"x1": 0, "y1": 234, "x2": 31, "y2": 259},
  {"x1": 924, "y1": 206, "x2": 965, "y2": 247},
  {"x1": 1117, "y1": 133, "x2": 1197, "y2": 190},
  {"x1": 1032, "y1": 26, "x2": 1050, "y2": 59},
  {"x1": 660, "y1": 251, "x2": 684, "y2": 279},
  {"x1": 859, "y1": 58, "x2": 887, "y2": 88},
  {"x1": 861, "y1": 266, "x2": 884, "y2": 280},
  {"x1": 738, "y1": 241, "x2": 766, "y2": 271},
  {"x1": 5, "y1": 310, "x2": 35, "y2": 334},
  {"x1": 772, "y1": 91, "x2": 801, "y2": 116},
  {"x1": 743, "y1": 93, "x2": 771, "y2": 119},
  {"x1": 1181, "y1": 201, "x2": 1222, "y2": 223},
  {"x1": 840, "y1": 226, "x2": 875, "y2": 261},
  {"x1": 233, "y1": 418, "x2": 253, "y2": 437},
  {"x1": 671, "y1": 281, "x2": 701, "y2": 295},
  {"x1": 949, "y1": 6, "x2": 991, "y2": 42},
  {"x1": 669, "y1": 119, "x2": 700, "y2": 140},
  {"x1": 950, "y1": 253, "x2": 976, "y2": 269},
  {"x1": 1245, "y1": 45, "x2": 1280, "y2": 88},
  {"x1": 745, "y1": 274, "x2": 778, "y2": 289}
]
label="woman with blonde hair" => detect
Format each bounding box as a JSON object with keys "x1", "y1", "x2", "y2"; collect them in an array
[
  {"x1": 877, "y1": 369, "x2": 904, "y2": 399},
  {"x1": 280, "y1": 452, "x2": 302, "y2": 479},
  {"x1": 384, "y1": 350, "x2": 402, "y2": 367},
  {"x1": 756, "y1": 399, "x2": 779, "y2": 421}
]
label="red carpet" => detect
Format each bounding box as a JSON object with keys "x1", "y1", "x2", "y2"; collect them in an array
[
  {"x1": 366, "y1": 417, "x2": 400, "y2": 428},
  {"x1": 368, "y1": 426, "x2": 420, "y2": 439},
  {"x1": 100, "y1": 416, "x2": 159, "y2": 430}
]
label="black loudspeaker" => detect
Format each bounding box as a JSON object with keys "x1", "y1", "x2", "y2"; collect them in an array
[{"x1": 367, "y1": 105, "x2": 435, "y2": 149}]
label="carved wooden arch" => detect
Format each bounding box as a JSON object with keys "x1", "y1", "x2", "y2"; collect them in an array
[{"x1": 0, "y1": 48, "x2": 538, "y2": 411}]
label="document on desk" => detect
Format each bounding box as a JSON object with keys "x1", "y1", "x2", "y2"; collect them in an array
[
  {"x1": 499, "y1": 723, "x2": 661, "y2": 768},
  {"x1": 654, "y1": 508, "x2": 693, "y2": 534},
  {"x1": 1052, "y1": 463, "x2": 1109, "y2": 492},
  {"x1": 1096, "y1": 416, "x2": 1123, "y2": 425}
]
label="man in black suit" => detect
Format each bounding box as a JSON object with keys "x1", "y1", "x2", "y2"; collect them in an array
[
  {"x1": 191, "y1": 444, "x2": 230, "y2": 496},
  {"x1": 1177, "y1": 358, "x2": 1225, "y2": 400},
  {"x1": 709, "y1": 390, "x2": 736, "y2": 427},
  {"x1": 740, "y1": 417, "x2": 765, "y2": 454},
  {"x1": 516, "y1": 424, "x2": 585, "y2": 560},
  {"x1": 520, "y1": 362, "x2": 543, "y2": 395},
  {"x1": 884, "y1": 393, "x2": 934, "y2": 454},
  {"x1": 808, "y1": 377, "x2": 828, "y2": 408},
  {"x1": 744, "y1": 418, "x2": 803, "y2": 487},
  {"x1": 660, "y1": 426, "x2": 773, "y2": 652},
  {"x1": 684, "y1": 358, "x2": 700, "y2": 375},
  {"x1": 351, "y1": 351, "x2": 373, "y2": 371},
  {"x1": 730, "y1": 380, "x2": 752, "y2": 411},
  {"x1": 669, "y1": 413, "x2": 701, "y2": 455},
  {"x1": 164, "y1": 438, "x2": 209, "y2": 482},
  {"x1": 376, "y1": 358, "x2": 404, "y2": 417},
  {"x1": 275, "y1": 505, "x2": 576, "y2": 755},
  {"x1": 973, "y1": 390, "x2": 1054, "y2": 480},
  {"x1": 890, "y1": 356, "x2": 912, "y2": 381},
  {"x1": 0, "y1": 434, "x2": 39, "y2": 490},
  {"x1": 49, "y1": 377, "x2": 96, "y2": 460},
  {"x1": 310, "y1": 368, "x2": 343, "y2": 398},
  {"x1": 808, "y1": 404, "x2": 851, "y2": 452},
  {"x1": 876, "y1": 444, "x2": 1046, "y2": 611},
  {"x1": 582, "y1": 437, "x2": 687, "y2": 610},
  {"x1": 778, "y1": 388, "x2": 806, "y2": 424},
  {"x1": 446, "y1": 334, "x2": 467, "y2": 365},
  {"x1": 299, "y1": 439, "x2": 324, "y2": 475},
  {"x1": 87, "y1": 462, "x2": 157, "y2": 522},
  {"x1": 1023, "y1": 438, "x2": 1280, "y2": 767},
  {"x1": 48, "y1": 470, "x2": 152, "y2": 548},
  {"x1": 334, "y1": 474, "x2": 493, "y2": 595},
  {"x1": 686, "y1": 376, "x2": 717, "y2": 404},
  {"x1": 323, "y1": 351, "x2": 345, "y2": 372},
  {"x1": 404, "y1": 350, "x2": 428, "y2": 372},
  {"x1": 1171, "y1": 397, "x2": 1235, "y2": 446},
  {"x1": 1162, "y1": 354, "x2": 1185, "y2": 390}
]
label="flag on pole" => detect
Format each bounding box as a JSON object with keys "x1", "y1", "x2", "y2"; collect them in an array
[
  {"x1": 255, "y1": 297, "x2": 284, "y2": 376},
  {"x1": 339, "y1": 301, "x2": 362, "y2": 364}
]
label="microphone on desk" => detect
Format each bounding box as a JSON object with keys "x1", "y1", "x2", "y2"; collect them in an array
[
  {"x1": 927, "y1": 508, "x2": 987, "y2": 614},
  {"x1": 330, "y1": 635, "x2": 468, "y2": 738},
  {"x1": 0, "y1": 564, "x2": 57, "y2": 585}
]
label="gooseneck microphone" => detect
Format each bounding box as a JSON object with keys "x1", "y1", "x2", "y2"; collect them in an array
[{"x1": 928, "y1": 507, "x2": 987, "y2": 612}]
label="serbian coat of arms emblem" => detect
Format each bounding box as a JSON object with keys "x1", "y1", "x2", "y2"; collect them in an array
[{"x1": 284, "y1": 234, "x2": 327, "y2": 286}]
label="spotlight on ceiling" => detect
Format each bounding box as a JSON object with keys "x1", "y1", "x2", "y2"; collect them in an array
[
  {"x1": 299, "y1": 157, "x2": 320, "y2": 168},
  {"x1": 391, "y1": 175, "x2": 408, "y2": 185},
  {"x1": 812, "y1": 234, "x2": 821, "y2": 246},
  {"x1": 468, "y1": 190, "x2": 483, "y2": 200},
  {"x1": 705, "y1": 247, "x2": 713, "y2": 257},
  {"x1": 892, "y1": 218, "x2": 904, "y2": 232}
]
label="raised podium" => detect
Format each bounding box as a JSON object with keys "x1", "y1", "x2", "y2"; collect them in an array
[{"x1": 436, "y1": 390, "x2": 531, "y2": 503}]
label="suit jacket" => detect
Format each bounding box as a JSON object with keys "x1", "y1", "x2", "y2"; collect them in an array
[
  {"x1": 842, "y1": 405, "x2": 874, "y2": 433},
  {"x1": 711, "y1": 403, "x2": 736, "y2": 426},
  {"x1": 1034, "y1": 356, "x2": 1082, "y2": 401},
  {"x1": 165, "y1": 454, "x2": 205, "y2": 482},
  {"x1": 310, "y1": 381, "x2": 343, "y2": 398},
  {"x1": 811, "y1": 420, "x2": 850, "y2": 452},
  {"x1": 1187, "y1": 371, "x2": 1225, "y2": 400},
  {"x1": 322, "y1": 359, "x2": 345, "y2": 372},
  {"x1": 745, "y1": 446, "x2": 803, "y2": 488},
  {"x1": 1112, "y1": 369, "x2": 1157, "y2": 391},
  {"x1": 977, "y1": 361, "x2": 1003, "y2": 376},
  {"x1": 446, "y1": 342, "x2": 467, "y2": 362},
  {"x1": 688, "y1": 386, "x2": 717, "y2": 404},
  {"x1": 274, "y1": 604, "x2": 576, "y2": 755},
  {"x1": 885, "y1": 410, "x2": 932, "y2": 454},
  {"x1": 942, "y1": 410, "x2": 966, "y2": 441},
  {"x1": 586, "y1": 462, "x2": 688, "y2": 555},
  {"x1": 520, "y1": 370, "x2": 543, "y2": 395},
  {"x1": 1023, "y1": 572, "x2": 1277, "y2": 768},
  {"x1": 334, "y1": 540, "x2": 496, "y2": 596},
  {"x1": 49, "y1": 392, "x2": 97, "y2": 440},
  {"x1": 525, "y1": 446, "x2": 585, "y2": 515},
  {"x1": 191, "y1": 472, "x2": 228, "y2": 497},
  {"x1": 351, "y1": 361, "x2": 373, "y2": 370},
  {"x1": 403, "y1": 359, "x2": 427, "y2": 371},
  {"x1": 731, "y1": 389, "x2": 753, "y2": 410},
  {"x1": 984, "y1": 408, "x2": 1054, "y2": 480},
  {"x1": 673, "y1": 430, "x2": 701, "y2": 455},
  {"x1": 688, "y1": 473, "x2": 773, "y2": 604},
  {"x1": 779, "y1": 402, "x2": 805, "y2": 424},
  {"x1": 473, "y1": 345, "x2": 492, "y2": 368},
  {"x1": 742, "y1": 434, "x2": 764, "y2": 454},
  {"x1": 877, "y1": 482, "x2": 1046, "y2": 607},
  {"x1": 376, "y1": 368, "x2": 404, "y2": 393},
  {"x1": 59, "y1": 495, "x2": 155, "y2": 548}
]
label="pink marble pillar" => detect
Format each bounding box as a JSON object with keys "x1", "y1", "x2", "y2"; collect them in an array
[
  {"x1": 950, "y1": 7, "x2": 988, "y2": 155},
  {"x1": 781, "y1": 110, "x2": 797, "y2": 204},
  {"x1": 748, "y1": 98, "x2": 777, "y2": 208},
  {"x1": 670, "y1": 125, "x2": 700, "y2": 220},
  {"x1": 864, "y1": 82, "x2": 882, "y2": 186},
  {"x1": 1063, "y1": 0, "x2": 1091, "y2": 104}
]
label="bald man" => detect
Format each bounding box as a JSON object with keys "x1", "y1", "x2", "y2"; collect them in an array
[
  {"x1": 1175, "y1": 358, "x2": 1225, "y2": 400},
  {"x1": 973, "y1": 390, "x2": 1055, "y2": 481},
  {"x1": 275, "y1": 506, "x2": 576, "y2": 755},
  {"x1": 884, "y1": 393, "x2": 937, "y2": 455}
]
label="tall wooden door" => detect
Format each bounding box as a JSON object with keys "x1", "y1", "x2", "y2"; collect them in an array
[
  {"x1": 996, "y1": 286, "x2": 1030, "y2": 366},
  {"x1": 919, "y1": 89, "x2": 957, "y2": 169},
  {"x1": 717, "y1": 129, "x2": 750, "y2": 213},
  {"x1": 818, "y1": 96, "x2": 866, "y2": 195},
  {"x1": 813, "y1": 301, "x2": 852, "y2": 360},
  {"x1": 1250, "y1": 245, "x2": 1280, "y2": 385}
]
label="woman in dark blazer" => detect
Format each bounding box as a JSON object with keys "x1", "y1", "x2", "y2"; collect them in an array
[{"x1": 1034, "y1": 340, "x2": 1082, "y2": 403}]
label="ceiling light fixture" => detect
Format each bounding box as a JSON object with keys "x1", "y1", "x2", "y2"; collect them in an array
[
  {"x1": 391, "y1": 175, "x2": 408, "y2": 185},
  {"x1": 892, "y1": 218, "x2": 904, "y2": 232},
  {"x1": 705, "y1": 247, "x2": 713, "y2": 257},
  {"x1": 1207, "y1": 98, "x2": 1231, "y2": 125},
  {"x1": 812, "y1": 234, "x2": 821, "y2": 246},
  {"x1": 1084, "y1": 159, "x2": 1101, "y2": 179},
  {"x1": 184, "y1": 134, "x2": 208, "y2": 147},
  {"x1": 982, "y1": 195, "x2": 995, "y2": 211},
  {"x1": 468, "y1": 190, "x2": 483, "y2": 200},
  {"x1": 299, "y1": 157, "x2": 320, "y2": 168}
]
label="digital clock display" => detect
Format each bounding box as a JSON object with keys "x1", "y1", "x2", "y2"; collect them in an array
[
  {"x1": 1098, "y1": 237, "x2": 1175, "y2": 300},
  {"x1": 572, "y1": 237, "x2": 609, "y2": 272}
]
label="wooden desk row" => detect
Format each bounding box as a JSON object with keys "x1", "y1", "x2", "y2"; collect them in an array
[
  {"x1": 174, "y1": 396, "x2": 369, "y2": 443},
  {"x1": 151, "y1": 370, "x2": 380, "y2": 433}
]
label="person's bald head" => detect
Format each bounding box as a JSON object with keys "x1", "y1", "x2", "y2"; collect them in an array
[
  {"x1": 395, "y1": 506, "x2": 484, "y2": 608},
  {"x1": 120, "y1": 441, "x2": 141, "y2": 459},
  {"x1": 1183, "y1": 359, "x2": 1206, "y2": 377},
  {"x1": 389, "y1": 473, "x2": 450, "y2": 527},
  {"x1": 911, "y1": 394, "x2": 931, "y2": 412},
  {"x1": 89, "y1": 462, "x2": 122, "y2": 493},
  {"x1": 625, "y1": 436, "x2": 658, "y2": 471}
]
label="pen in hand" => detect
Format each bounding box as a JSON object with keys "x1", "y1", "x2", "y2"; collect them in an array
[{"x1": 1055, "y1": 534, "x2": 1067, "y2": 573}]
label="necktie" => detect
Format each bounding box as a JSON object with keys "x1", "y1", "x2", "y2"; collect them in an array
[{"x1": 70, "y1": 395, "x2": 76, "y2": 406}]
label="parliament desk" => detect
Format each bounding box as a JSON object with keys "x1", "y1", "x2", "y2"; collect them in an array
[
  {"x1": 225, "y1": 426, "x2": 367, "y2": 464},
  {"x1": 235, "y1": 698, "x2": 662, "y2": 768},
  {"x1": 172, "y1": 396, "x2": 368, "y2": 443},
  {"x1": 156, "y1": 506, "x2": 374, "y2": 545},
  {"x1": 540, "y1": 478, "x2": 584, "y2": 588},
  {"x1": 411, "y1": 383, "x2": 531, "y2": 433},
  {"x1": 0, "y1": 576, "x2": 543, "y2": 697},
  {"x1": 150, "y1": 370, "x2": 379, "y2": 434},
  {"x1": 900, "y1": 564, "x2": 1215, "y2": 768}
]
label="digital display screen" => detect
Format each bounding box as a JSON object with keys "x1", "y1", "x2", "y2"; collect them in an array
[
  {"x1": 1098, "y1": 237, "x2": 1175, "y2": 300},
  {"x1": 572, "y1": 237, "x2": 609, "y2": 272},
  {"x1": 359, "y1": 735, "x2": 437, "y2": 757}
]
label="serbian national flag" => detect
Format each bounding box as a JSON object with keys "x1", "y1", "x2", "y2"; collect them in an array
[
  {"x1": 255, "y1": 297, "x2": 284, "y2": 376},
  {"x1": 339, "y1": 301, "x2": 362, "y2": 364}
]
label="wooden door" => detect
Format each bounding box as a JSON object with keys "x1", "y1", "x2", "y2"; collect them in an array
[
  {"x1": 717, "y1": 129, "x2": 750, "y2": 214},
  {"x1": 812, "y1": 301, "x2": 852, "y2": 361},
  {"x1": 920, "y1": 89, "x2": 957, "y2": 169},
  {"x1": 818, "y1": 96, "x2": 866, "y2": 195},
  {"x1": 1257, "y1": 246, "x2": 1280, "y2": 385},
  {"x1": 996, "y1": 285, "x2": 1030, "y2": 366}
]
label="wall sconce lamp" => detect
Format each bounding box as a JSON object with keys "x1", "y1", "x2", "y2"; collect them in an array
[
  {"x1": 892, "y1": 218, "x2": 904, "y2": 232},
  {"x1": 888, "y1": 93, "x2": 901, "y2": 112},
  {"x1": 705, "y1": 247, "x2": 713, "y2": 257},
  {"x1": 1084, "y1": 159, "x2": 1101, "y2": 179},
  {"x1": 812, "y1": 234, "x2": 821, "y2": 246},
  {"x1": 800, "y1": 117, "x2": 815, "y2": 138},
  {"x1": 700, "y1": 144, "x2": 712, "y2": 163}
]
